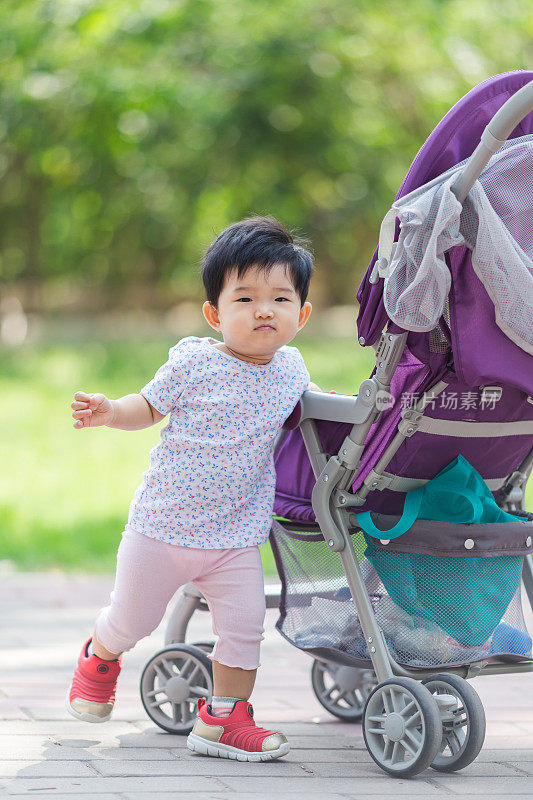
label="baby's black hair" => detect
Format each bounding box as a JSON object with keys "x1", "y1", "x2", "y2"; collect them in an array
[{"x1": 201, "y1": 216, "x2": 313, "y2": 307}]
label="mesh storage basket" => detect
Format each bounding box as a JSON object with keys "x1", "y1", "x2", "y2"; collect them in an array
[{"x1": 270, "y1": 518, "x2": 533, "y2": 669}]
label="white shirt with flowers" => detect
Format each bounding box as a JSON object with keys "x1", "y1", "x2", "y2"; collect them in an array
[{"x1": 127, "y1": 336, "x2": 310, "y2": 548}]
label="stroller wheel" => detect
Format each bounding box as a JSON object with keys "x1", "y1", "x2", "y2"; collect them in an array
[
  {"x1": 140, "y1": 644, "x2": 213, "y2": 734},
  {"x1": 311, "y1": 660, "x2": 376, "y2": 721},
  {"x1": 363, "y1": 677, "x2": 442, "y2": 777},
  {"x1": 190, "y1": 640, "x2": 215, "y2": 654},
  {"x1": 421, "y1": 673, "x2": 486, "y2": 772}
]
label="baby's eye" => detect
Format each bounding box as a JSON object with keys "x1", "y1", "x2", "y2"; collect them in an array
[
  {"x1": 275, "y1": 297, "x2": 289, "y2": 302},
  {"x1": 237, "y1": 297, "x2": 252, "y2": 302}
]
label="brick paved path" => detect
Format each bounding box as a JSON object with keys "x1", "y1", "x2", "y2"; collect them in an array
[{"x1": 1, "y1": 568, "x2": 532, "y2": 798}]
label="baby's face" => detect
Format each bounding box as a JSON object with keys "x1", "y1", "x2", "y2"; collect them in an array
[{"x1": 203, "y1": 263, "x2": 311, "y2": 363}]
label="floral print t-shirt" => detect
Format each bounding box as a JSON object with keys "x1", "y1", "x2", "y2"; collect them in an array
[{"x1": 127, "y1": 336, "x2": 310, "y2": 548}]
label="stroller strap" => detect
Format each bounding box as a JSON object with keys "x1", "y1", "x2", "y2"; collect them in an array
[
  {"x1": 356, "y1": 454, "x2": 516, "y2": 541},
  {"x1": 416, "y1": 417, "x2": 533, "y2": 438},
  {"x1": 356, "y1": 482, "x2": 482, "y2": 540},
  {"x1": 372, "y1": 471, "x2": 506, "y2": 493}
]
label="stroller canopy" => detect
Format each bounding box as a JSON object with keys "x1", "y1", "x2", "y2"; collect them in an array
[
  {"x1": 382, "y1": 134, "x2": 533, "y2": 353},
  {"x1": 274, "y1": 73, "x2": 533, "y2": 525},
  {"x1": 357, "y1": 71, "x2": 533, "y2": 396}
]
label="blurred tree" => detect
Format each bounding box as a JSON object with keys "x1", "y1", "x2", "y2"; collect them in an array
[{"x1": 0, "y1": 0, "x2": 531, "y2": 310}]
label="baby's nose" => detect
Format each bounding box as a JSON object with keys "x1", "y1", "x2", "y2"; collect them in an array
[{"x1": 255, "y1": 306, "x2": 274, "y2": 318}]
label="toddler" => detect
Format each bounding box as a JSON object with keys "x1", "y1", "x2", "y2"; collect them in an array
[{"x1": 67, "y1": 216, "x2": 315, "y2": 761}]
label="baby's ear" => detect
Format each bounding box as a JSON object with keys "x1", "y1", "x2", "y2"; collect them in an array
[
  {"x1": 298, "y1": 301, "x2": 312, "y2": 329},
  {"x1": 203, "y1": 301, "x2": 221, "y2": 330}
]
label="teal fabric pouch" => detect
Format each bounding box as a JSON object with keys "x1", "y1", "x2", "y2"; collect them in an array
[{"x1": 356, "y1": 456, "x2": 522, "y2": 646}]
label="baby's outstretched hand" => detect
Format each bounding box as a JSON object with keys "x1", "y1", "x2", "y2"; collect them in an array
[{"x1": 71, "y1": 390, "x2": 114, "y2": 429}]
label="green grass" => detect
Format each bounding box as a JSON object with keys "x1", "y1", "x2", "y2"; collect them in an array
[{"x1": 0, "y1": 336, "x2": 374, "y2": 573}]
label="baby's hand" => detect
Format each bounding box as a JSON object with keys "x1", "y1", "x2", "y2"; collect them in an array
[{"x1": 71, "y1": 390, "x2": 114, "y2": 429}]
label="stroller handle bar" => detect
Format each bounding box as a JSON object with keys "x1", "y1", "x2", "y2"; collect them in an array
[{"x1": 452, "y1": 78, "x2": 533, "y2": 204}]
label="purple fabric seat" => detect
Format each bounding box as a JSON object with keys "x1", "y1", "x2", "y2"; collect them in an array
[{"x1": 274, "y1": 71, "x2": 533, "y2": 524}]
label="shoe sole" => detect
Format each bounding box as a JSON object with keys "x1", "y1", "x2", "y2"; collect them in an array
[
  {"x1": 65, "y1": 684, "x2": 113, "y2": 724},
  {"x1": 187, "y1": 733, "x2": 290, "y2": 761}
]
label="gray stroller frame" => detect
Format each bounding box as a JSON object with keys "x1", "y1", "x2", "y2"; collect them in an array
[{"x1": 139, "y1": 82, "x2": 533, "y2": 777}]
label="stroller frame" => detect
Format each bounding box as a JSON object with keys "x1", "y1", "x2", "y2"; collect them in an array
[
  {"x1": 291, "y1": 348, "x2": 533, "y2": 685},
  {"x1": 162, "y1": 337, "x2": 533, "y2": 681},
  {"x1": 139, "y1": 77, "x2": 533, "y2": 776}
]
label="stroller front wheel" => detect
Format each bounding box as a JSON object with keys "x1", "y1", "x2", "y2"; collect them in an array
[
  {"x1": 362, "y1": 677, "x2": 442, "y2": 777},
  {"x1": 311, "y1": 659, "x2": 376, "y2": 721},
  {"x1": 140, "y1": 644, "x2": 213, "y2": 734},
  {"x1": 421, "y1": 673, "x2": 486, "y2": 772}
]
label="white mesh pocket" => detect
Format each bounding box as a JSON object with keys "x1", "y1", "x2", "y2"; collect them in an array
[{"x1": 383, "y1": 135, "x2": 533, "y2": 353}]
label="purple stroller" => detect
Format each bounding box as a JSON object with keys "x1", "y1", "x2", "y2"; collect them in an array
[
  {"x1": 138, "y1": 72, "x2": 533, "y2": 777},
  {"x1": 269, "y1": 70, "x2": 533, "y2": 776}
]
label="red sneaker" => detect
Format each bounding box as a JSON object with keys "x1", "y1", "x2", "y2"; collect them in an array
[
  {"x1": 187, "y1": 698, "x2": 289, "y2": 761},
  {"x1": 66, "y1": 638, "x2": 122, "y2": 723}
]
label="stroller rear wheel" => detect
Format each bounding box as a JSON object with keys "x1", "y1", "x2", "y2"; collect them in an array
[
  {"x1": 311, "y1": 659, "x2": 376, "y2": 721},
  {"x1": 140, "y1": 644, "x2": 213, "y2": 734},
  {"x1": 421, "y1": 673, "x2": 486, "y2": 772},
  {"x1": 363, "y1": 677, "x2": 442, "y2": 777},
  {"x1": 190, "y1": 640, "x2": 215, "y2": 654}
]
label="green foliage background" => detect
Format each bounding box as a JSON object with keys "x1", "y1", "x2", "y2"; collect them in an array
[
  {"x1": 1, "y1": 5, "x2": 532, "y2": 572},
  {"x1": 1, "y1": 0, "x2": 532, "y2": 309}
]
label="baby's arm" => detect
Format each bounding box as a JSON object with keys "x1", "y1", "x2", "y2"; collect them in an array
[{"x1": 71, "y1": 390, "x2": 165, "y2": 430}]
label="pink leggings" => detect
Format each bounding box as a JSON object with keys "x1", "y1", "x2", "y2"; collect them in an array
[{"x1": 95, "y1": 526, "x2": 266, "y2": 670}]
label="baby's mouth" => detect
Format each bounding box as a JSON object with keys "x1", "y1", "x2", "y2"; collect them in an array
[{"x1": 254, "y1": 324, "x2": 275, "y2": 331}]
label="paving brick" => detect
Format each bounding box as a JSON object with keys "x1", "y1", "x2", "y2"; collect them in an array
[
  {"x1": 429, "y1": 776, "x2": 533, "y2": 794},
  {"x1": 300, "y1": 760, "x2": 379, "y2": 777},
  {"x1": 442, "y1": 760, "x2": 530, "y2": 777},
  {"x1": 0, "y1": 701, "x2": 31, "y2": 722},
  {"x1": 0, "y1": 742, "x2": 176, "y2": 761},
  {"x1": 484, "y1": 722, "x2": 529, "y2": 736},
  {"x1": 243, "y1": 748, "x2": 369, "y2": 763},
  {"x1": 0, "y1": 796, "x2": 122, "y2": 800},
  {"x1": 0, "y1": 720, "x2": 140, "y2": 736},
  {"x1": 276, "y1": 735, "x2": 364, "y2": 750},
  {"x1": 507, "y1": 762, "x2": 533, "y2": 776},
  {"x1": 91, "y1": 757, "x2": 308, "y2": 777},
  {"x1": 1, "y1": 775, "x2": 221, "y2": 794},
  {"x1": 477, "y1": 735, "x2": 533, "y2": 749},
  {"x1": 75, "y1": 731, "x2": 189, "y2": 749},
  {"x1": 311, "y1": 759, "x2": 525, "y2": 779},
  {"x1": 122, "y1": 795, "x2": 352, "y2": 800},
  {"x1": 474, "y1": 749, "x2": 533, "y2": 762},
  {"x1": 516, "y1": 722, "x2": 533, "y2": 733},
  {"x1": 0, "y1": 760, "x2": 96, "y2": 778},
  {"x1": 216, "y1": 776, "x2": 448, "y2": 794}
]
